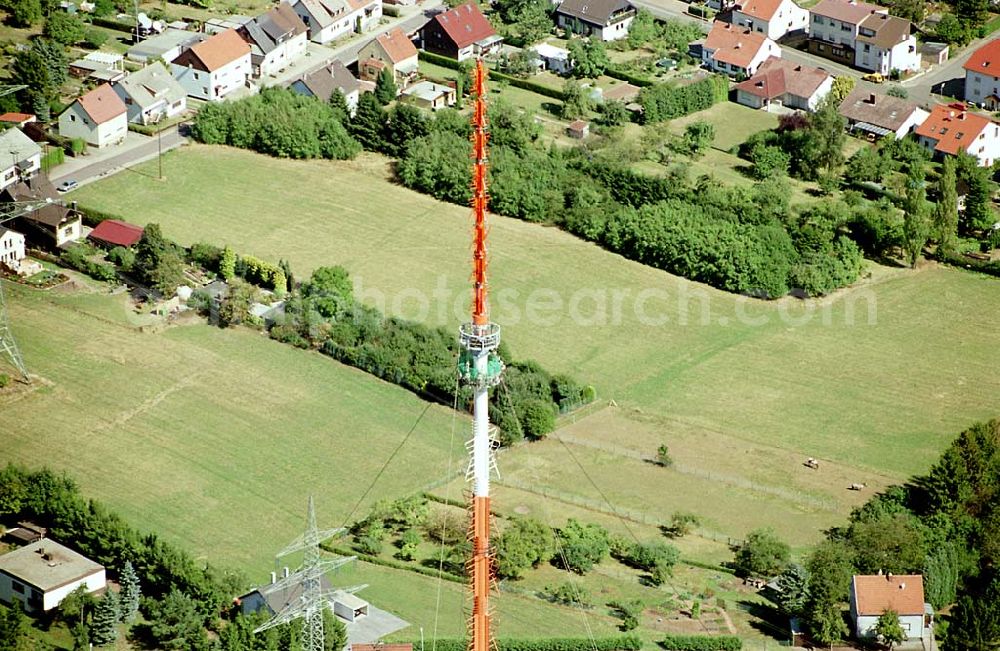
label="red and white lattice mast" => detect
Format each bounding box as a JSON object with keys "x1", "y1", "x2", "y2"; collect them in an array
[{"x1": 457, "y1": 59, "x2": 503, "y2": 651}]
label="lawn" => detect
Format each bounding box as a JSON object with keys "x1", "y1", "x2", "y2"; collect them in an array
[
  {"x1": 666, "y1": 102, "x2": 780, "y2": 151},
  {"x1": 72, "y1": 146, "x2": 1000, "y2": 533}
]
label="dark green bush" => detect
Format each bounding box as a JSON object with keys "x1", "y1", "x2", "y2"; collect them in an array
[{"x1": 660, "y1": 634, "x2": 742, "y2": 651}]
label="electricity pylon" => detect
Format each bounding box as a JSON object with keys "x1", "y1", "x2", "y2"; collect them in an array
[{"x1": 254, "y1": 496, "x2": 357, "y2": 651}]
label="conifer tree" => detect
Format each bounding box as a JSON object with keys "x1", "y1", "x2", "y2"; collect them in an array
[
  {"x1": 119, "y1": 560, "x2": 140, "y2": 623},
  {"x1": 220, "y1": 245, "x2": 236, "y2": 281},
  {"x1": 350, "y1": 92, "x2": 387, "y2": 153},
  {"x1": 374, "y1": 67, "x2": 397, "y2": 105},
  {"x1": 89, "y1": 590, "x2": 119, "y2": 647}
]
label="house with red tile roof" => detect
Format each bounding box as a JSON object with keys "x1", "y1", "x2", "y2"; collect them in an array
[
  {"x1": 57, "y1": 84, "x2": 127, "y2": 149},
  {"x1": 88, "y1": 220, "x2": 144, "y2": 249},
  {"x1": 915, "y1": 102, "x2": 1000, "y2": 166},
  {"x1": 701, "y1": 20, "x2": 780, "y2": 78},
  {"x1": 850, "y1": 574, "x2": 932, "y2": 642},
  {"x1": 963, "y1": 38, "x2": 1000, "y2": 109},
  {"x1": 170, "y1": 28, "x2": 251, "y2": 101},
  {"x1": 420, "y1": 2, "x2": 501, "y2": 61},
  {"x1": 735, "y1": 56, "x2": 832, "y2": 110},
  {"x1": 0, "y1": 113, "x2": 35, "y2": 127},
  {"x1": 731, "y1": 0, "x2": 807, "y2": 40},
  {"x1": 358, "y1": 27, "x2": 419, "y2": 87}
]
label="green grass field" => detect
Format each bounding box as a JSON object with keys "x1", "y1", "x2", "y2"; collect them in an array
[
  {"x1": 71, "y1": 145, "x2": 1000, "y2": 538},
  {"x1": 665, "y1": 102, "x2": 779, "y2": 151}
]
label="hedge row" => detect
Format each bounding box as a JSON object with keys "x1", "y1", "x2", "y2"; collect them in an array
[
  {"x1": 571, "y1": 159, "x2": 687, "y2": 207},
  {"x1": 417, "y1": 637, "x2": 643, "y2": 651},
  {"x1": 637, "y1": 75, "x2": 729, "y2": 123},
  {"x1": 90, "y1": 16, "x2": 134, "y2": 32},
  {"x1": 605, "y1": 66, "x2": 655, "y2": 87},
  {"x1": 417, "y1": 50, "x2": 566, "y2": 101},
  {"x1": 323, "y1": 544, "x2": 465, "y2": 583},
  {"x1": 660, "y1": 634, "x2": 742, "y2": 651},
  {"x1": 77, "y1": 205, "x2": 126, "y2": 227},
  {"x1": 936, "y1": 248, "x2": 1000, "y2": 278}
]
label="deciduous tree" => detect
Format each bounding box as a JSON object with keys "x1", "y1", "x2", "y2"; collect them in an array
[
  {"x1": 556, "y1": 519, "x2": 610, "y2": 574},
  {"x1": 44, "y1": 12, "x2": 86, "y2": 45},
  {"x1": 933, "y1": 155, "x2": 959, "y2": 251},
  {"x1": 902, "y1": 167, "x2": 930, "y2": 267},
  {"x1": 734, "y1": 528, "x2": 790, "y2": 578},
  {"x1": 875, "y1": 609, "x2": 906, "y2": 650}
]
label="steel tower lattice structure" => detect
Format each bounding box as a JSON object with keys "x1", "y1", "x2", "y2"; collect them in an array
[
  {"x1": 254, "y1": 496, "x2": 358, "y2": 651},
  {"x1": 457, "y1": 59, "x2": 503, "y2": 651}
]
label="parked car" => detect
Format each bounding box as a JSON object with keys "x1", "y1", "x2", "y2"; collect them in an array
[
  {"x1": 57, "y1": 179, "x2": 78, "y2": 192},
  {"x1": 862, "y1": 72, "x2": 885, "y2": 84}
]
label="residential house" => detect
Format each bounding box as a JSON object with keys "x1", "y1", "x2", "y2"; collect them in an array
[
  {"x1": 290, "y1": 0, "x2": 380, "y2": 44},
  {"x1": 963, "y1": 38, "x2": 1000, "y2": 109},
  {"x1": 112, "y1": 62, "x2": 187, "y2": 125},
  {"x1": 532, "y1": 42, "x2": 573, "y2": 74},
  {"x1": 0, "y1": 227, "x2": 26, "y2": 272},
  {"x1": 808, "y1": 0, "x2": 918, "y2": 73},
  {"x1": 850, "y1": 574, "x2": 932, "y2": 642},
  {"x1": 735, "y1": 56, "x2": 833, "y2": 110},
  {"x1": 702, "y1": 21, "x2": 780, "y2": 77},
  {"x1": 290, "y1": 60, "x2": 360, "y2": 112},
  {"x1": 402, "y1": 80, "x2": 456, "y2": 109},
  {"x1": 204, "y1": 15, "x2": 253, "y2": 34},
  {"x1": 69, "y1": 51, "x2": 126, "y2": 83},
  {"x1": 4, "y1": 178, "x2": 83, "y2": 248},
  {"x1": 0, "y1": 113, "x2": 36, "y2": 128},
  {"x1": 915, "y1": 102, "x2": 1000, "y2": 166},
  {"x1": 421, "y1": 2, "x2": 502, "y2": 61},
  {"x1": 58, "y1": 84, "x2": 128, "y2": 149},
  {"x1": 731, "y1": 0, "x2": 808, "y2": 40},
  {"x1": 554, "y1": 0, "x2": 636, "y2": 41},
  {"x1": 0, "y1": 128, "x2": 41, "y2": 193},
  {"x1": 238, "y1": 2, "x2": 309, "y2": 79},
  {"x1": 838, "y1": 87, "x2": 928, "y2": 139},
  {"x1": 358, "y1": 27, "x2": 419, "y2": 88},
  {"x1": 171, "y1": 29, "x2": 251, "y2": 101},
  {"x1": 126, "y1": 28, "x2": 203, "y2": 63},
  {"x1": 854, "y1": 13, "x2": 919, "y2": 74},
  {"x1": 0, "y1": 540, "x2": 106, "y2": 613},
  {"x1": 88, "y1": 219, "x2": 144, "y2": 248}
]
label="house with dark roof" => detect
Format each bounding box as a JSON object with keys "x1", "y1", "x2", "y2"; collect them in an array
[
  {"x1": 808, "y1": 0, "x2": 917, "y2": 73},
  {"x1": 88, "y1": 219, "x2": 144, "y2": 248},
  {"x1": 3, "y1": 178, "x2": 83, "y2": 247},
  {"x1": 290, "y1": 0, "x2": 381, "y2": 44},
  {"x1": 849, "y1": 574, "x2": 932, "y2": 642},
  {"x1": 735, "y1": 56, "x2": 832, "y2": 111},
  {"x1": 0, "y1": 128, "x2": 41, "y2": 193},
  {"x1": 963, "y1": 38, "x2": 1000, "y2": 109},
  {"x1": 421, "y1": 2, "x2": 501, "y2": 61},
  {"x1": 915, "y1": 102, "x2": 1000, "y2": 166},
  {"x1": 358, "y1": 27, "x2": 419, "y2": 87},
  {"x1": 126, "y1": 28, "x2": 204, "y2": 64},
  {"x1": 239, "y1": 2, "x2": 309, "y2": 78},
  {"x1": 701, "y1": 20, "x2": 780, "y2": 77},
  {"x1": 170, "y1": 28, "x2": 251, "y2": 101},
  {"x1": 0, "y1": 540, "x2": 106, "y2": 613},
  {"x1": 555, "y1": 0, "x2": 636, "y2": 41},
  {"x1": 838, "y1": 87, "x2": 928, "y2": 139},
  {"x1": 57, "y1": 83, "x2": 127, "y2": 149},
  {"x1": 290, "y1": 60, "x2": 361, "y2": 112},
  {"x1": 112, "y1": 61, "x2": 187, "y2": 125},
  {"x1": 731, "y1": 0, "x2": 807, "y2": 40}
]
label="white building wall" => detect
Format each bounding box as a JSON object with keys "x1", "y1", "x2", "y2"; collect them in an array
[
  {"x1": 599, "y1": 14, "x2": 634, "y2": 41},
  {"x1": 94, "y1": 113, "x2": 128, "y2": 148},
  {"x1": 258, "y1": 32, "x2": 308, "y2": 78},
  {"x1": 41, "y1": 570, "x2": 107, "y2": 612},
  {"x1": 0, "y1": 230, "x2": 25, "y2": 267},
  {"x1": 965, "y1": 70, "x2": 1000, "y2": 105},
  {"x1": 173, "y1": 54, "x2": 250, "y2": 100},
  {"x1": 894, "y1": 107, "x2": 928, "y2": 138},
  {"x1": 965, "y1": 122, "x2": 1000, "y2": 166},
  {"x1": 856, "y1": 613, "x2": 925, "y2": 640},
  {"x1": 806, "y1": 75, "x2": 834, "y2": 110},
  {"x1": 57, "y1": 218, "x2": 83, "y2": 247},
  {"x1": 58, "y1": 103, "x2": 98, "y2": 144},
  {"x1": 734, "y1": 0, "x2": 808, "y2": 40}
]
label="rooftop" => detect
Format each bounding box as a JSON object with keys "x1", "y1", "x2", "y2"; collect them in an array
[
  {"x1": 704, "y1": 21, "x2": 772, "y2": 69},
  {"x1": 175, "y1": 28, "x2": 250, "y2": 72},
  {"x1": 0, "y1": 128, "x2": 42, "y2": 163},
  {"x1": 403, "y1": 80, "x2": 453, "y2": 101},
  {"x1": 74, "y1": 84, "x2": 127, "y2": 125},
  {"x1": 88, "y1": 219, "x2": 144, "y2": 247},
  {"x1": 856, "y1": 13, "x2": 912, "y2": 49},
  {"x1": 295, "y1": 60, "x2": 359, "y2": 100},
  {"x1": 736, "y1": 56, "x2": 831, "y2": 100},
  {"x1": 852, "y1": 574, "x2": 925, "y2": 616},
  {"x1": 810, "y1": 0, "x2": 886, "y2": 24},
  {"x1": 735, "y1": 0, "x2": 784, "y2": 22},
  {"x1": 915, "y1": 102, "x2": 995, "y2": 155},
  {"x1": 126, "y1": 28, "x2": 203, "y2": 61},
  {"x1": 556, "y1": 0, "x2": 634, "y2": 24},
  {"x1": 839, "y1": 86, "x2": 925, "y2": 130},
  {"x1": 115, "y1": 61, "x2": 187, "y2": 109},
  {"x1": 373, "y1": 27, "x2": 418, "y2": 64},
  {"x1": 431, "y1": 2, "x2": 497, "y2": 49},
  {"x1": 0, "y1": 540, "x2": 104, "y2": 592},
  {"x1": 964, "y1": 38, "x2": 1000, "y2": 77}
]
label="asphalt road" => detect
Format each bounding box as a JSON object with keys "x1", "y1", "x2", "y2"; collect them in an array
[{"x1": 50, "y1": 126, "x2": 186, "y2": 188}]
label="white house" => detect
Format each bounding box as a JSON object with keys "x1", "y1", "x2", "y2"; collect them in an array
[
  {"x1": 735, "y1": 56, "x2": 832, "y2": 111},
  {"x1": 963, "y1": 38, "x2": 1000, "y2": 109},
  {"x1": 839, "y1": 87, "x2": 928, "y2": 139},
  {"x1": 915, "y1": 102, "x2": 1000, "y2": 167},
  {"x1": 853, "y1": 13, "x2": 920, "y2": 74},
  {"x1": 291, "y1": 0, "x2": 380, "y2": 44},
  {"x1": 57, "y1": 83, "x2": 128, "y2": 149},
  {"x1": 0, "y1": 128, "x2": 41, "y2": 193},
  {"x1": 731, "y1": 0, "x2": 808, "y2": 40},
  {"x1": 239, "y1": 2, "x2": 309, "y2": 79},
  {"x1": 554, "y1": 0, "x2": 636, "y2": 41},
  {"x1": 702, "y1": 21, "x2": 780, "y2": 77},
  {"x1": 171, "y1": 28, "x2": 251, "y2": 101},
  {"x1": 532, "y1": 42, "x2": 574, "y2": 74},
  {"x1": 850, "y1": 574, "x2": 931, "y2": 643},
  {"x1": 0, "y1": 227, "x2": 26, "y2": 272},
  {"x1": 113, "y1": 62, "x2": 187, "y2": 125},
  {"x1": 0, "y1": 540, "x2": 106, "y2": 613},
  {"x1": 402, "y1": 80, "x2": 457, "y2": 110}
]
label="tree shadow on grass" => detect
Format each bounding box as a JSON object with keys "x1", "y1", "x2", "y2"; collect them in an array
[{"x1": 737, "y1": 598, "x2": 791, "y2": 643}]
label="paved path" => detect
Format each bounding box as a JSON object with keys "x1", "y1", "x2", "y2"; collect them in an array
[{"x1": 50, "y1": 126, "x2": 187, "y2": 189}]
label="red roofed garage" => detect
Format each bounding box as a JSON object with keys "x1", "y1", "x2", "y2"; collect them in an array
[{"x1": 88, "y1": 219, "x2": 144, "y2": 248}]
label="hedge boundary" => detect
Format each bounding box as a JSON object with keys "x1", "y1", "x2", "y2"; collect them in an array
[
  {"x1": 322, "y1": 543, "x2": 465, "y2": 584},
  {"x1": 418, "y1": 50, "x2": 566, "y2": 101},
  {"x1": 90, "y1": 16, "x2": 134, "y2": 32},
  {"x1": 660, "y1": 634, "x2": 742, "y2": 651},
  {"x1": 936, "y1": 248, "x2": 1000, "y2": 278},
  {"x1": 414, "y1": 637, "x2": 644, "y2": 651}
]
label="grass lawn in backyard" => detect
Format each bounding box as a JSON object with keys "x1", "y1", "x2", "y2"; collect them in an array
[
  {"x1": 666, "y1": 102, "x2": 780, "y2": 151},
  {"x1": 71, "y1": 145, "x2": 1000, "y2": 528}
]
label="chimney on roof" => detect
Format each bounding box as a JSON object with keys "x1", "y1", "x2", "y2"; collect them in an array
[
  {"x1": 270, "y1": 571, "x2": 277, "y2": 584},
  {"x1": 283, "y1": 566, "x2": 290, "y2": 579},
  {"x1": 736, "y1": 41, "x2": 743, "y2": 48},
  {"x1": 869, "y1": 93, "x2": 876, "y2": 104},
  {"x1": 900, "y1": 582, "x2": 906, "y2": 590},
  {"x1": 877, "y1": 569, "x2": 883, "y2": 575},
  {"x1": 887, "y1": 573, "x2": 893, "y2": 580}
]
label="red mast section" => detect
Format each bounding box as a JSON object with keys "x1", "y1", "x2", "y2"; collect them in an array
[{"x1": 471, "y1": 59, "x2": 489, "y2": 328}]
